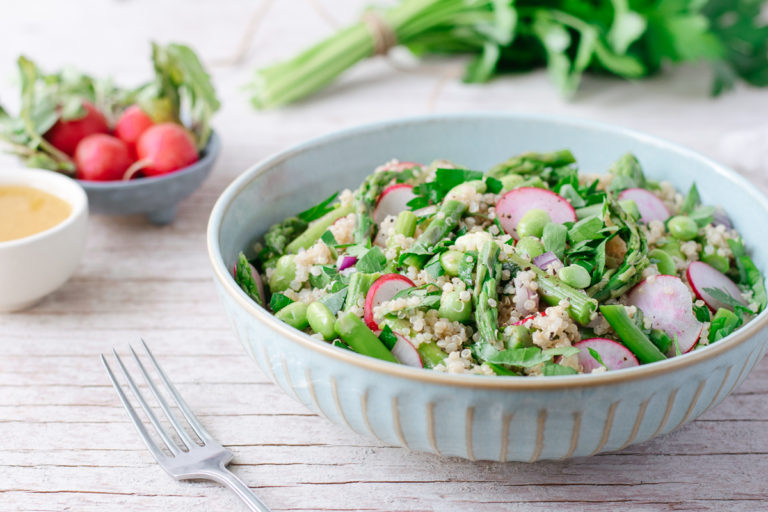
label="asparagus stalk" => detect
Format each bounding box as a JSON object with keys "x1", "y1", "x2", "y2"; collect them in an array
[
  {"x1": 506, "y1": 252, "x2": 598, "y2": 325},
  {"x1": 334, "y1": 312, "x2": 398, "y2": 363},
  {"x1": 417, "y1": 342, "x2": 447, "y2": 368},
  {"x1": 473, "y1": 241, "x2": 502, "y2": 347},
  {"x1": 343, "y1": 272, "x2": 381, "y2": 313},
  {"x1": 588, "y1": 198, "x2": 648, "y2": 301},
  {"x1": 286, "y1": 202, "x2": 354, "y2": 253},
  {"x1": 403, "y1": 199, "x2": 467, "y2": 268},
  {"x1": 600, "y1": 305, "x2": 666, "y2": 363},
  {"x1": 485, "y1": 149, "x2": 576, "y2": 179}
]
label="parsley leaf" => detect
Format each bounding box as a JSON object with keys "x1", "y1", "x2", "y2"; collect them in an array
[
  {"x1": 298, "y1": 192, "x2": 339, "y2": 222},
  {"x1": 356, "y1": 246, "x2": 387, "y2": 273},
  {"x1": 269, "y1": 293, "x2": 293, "y2": 313},
  {"x1": 379, "y1": 325, "x2": 398, "y2": 350},
  {"x1": 586, "y1": 347, "x2": 607, "y2": 368}
]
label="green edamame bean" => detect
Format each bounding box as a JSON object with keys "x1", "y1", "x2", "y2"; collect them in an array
[
  {"x1": 504, "y1": 325, "x2": 532, "y2": 349},
  {"x1": 268, "y1": 254, "x2": 296, "y2": 292},
  {"x1": 659, "y1": 239, "x2": 684, "y2": 260},
  {"x1": 439, "y1": 291, "x2": 472, "y2": 323},
  {"x1": 515, "y1": 236, "x2": 545, "y2": 260},
  {"x1": 394, "y1": 210, "x2": 417, "y2": 237},
  {"x1": 440, "y1": 250, "x2": 463, "y2": 277},
  {"x1": 516, "y1": 209, "x2": 551, "y2": 239},
  {"x1": 275, "y1": 301, "x2": 308, "y2": 330},
  {"x1": 667, "y1": 215, "x2": 698, "y2": 241},
  {"x1": 306, "y1": 302, "x2": 337, "y2": 340},
  {"x1": 649, "y1": 249, "x2": 676, "y2": 275},
  {"x1": 500, "y1": 174, "x2": 524, "y2": 191},
  {"x1": 701, "y1": 252, "x2": 730, "y2": 274},
  {"x1": 557, "y1": 264, "x2": 591, "y2": 289}
]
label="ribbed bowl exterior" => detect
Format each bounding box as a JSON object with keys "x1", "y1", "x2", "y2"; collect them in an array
[{"x1": 208, "y1": 114, "x2": 768, "y2": 461}]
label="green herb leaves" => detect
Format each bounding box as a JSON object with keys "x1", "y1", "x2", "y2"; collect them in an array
[{"x1": 298, "y1": 192, "x2": 339, "y2": 222}]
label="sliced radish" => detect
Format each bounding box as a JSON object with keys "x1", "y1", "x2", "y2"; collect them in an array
[
  {"x1": 687, "y1": 261, "x2": 746, "y2": 311},
  {"x1": 374, "y1": 184, "x2": 415, "y2": 225},
  {"x1": 364, "y1": 274, "x2": 416, "y2": 330},
  {"x1": 617, "y1": 188, "x2": 670, "y2": 223},
  {"x1": 391, "y1": 334, "x2": 423, "y2": 368},
  {"x1": 496, "y1": 187, "x2": 576, "y2": 239},
  {"x1": 575, "y1": 338, "x2": 639, "y2": 372},
  {"x1": 626, "y1": 275, "x2": 703, "y2": 355}
]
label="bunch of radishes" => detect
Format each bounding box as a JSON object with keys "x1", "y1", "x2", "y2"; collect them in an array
[
  {"x1": 0, "y1": 43, "x2": 219, "y2": 182},
  {"x1": 47, "y1": 102, "x2": 200, "y2": 181}
]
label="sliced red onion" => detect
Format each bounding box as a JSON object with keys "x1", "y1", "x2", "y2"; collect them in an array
[
  {"x1": 712, "y1": 207, "x2": 733, "y2": 229},
  {"x1": 338, "y1": 255, "x2": 357, "y2": 271},
  {"x1": 533, "y1": 251, "x2": 561, "y2": 270}
]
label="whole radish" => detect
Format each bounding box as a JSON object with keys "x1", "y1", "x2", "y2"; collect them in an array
[
  {"x1": 45, "y1": 102, "x2": 109, "y2": 156},
  {"x1": 133, "y1": 123, "x2": 199, "y2": 178},
  {"x1": 74, "y1": 134, "x2": 133, "y2": 181},
  {"x1": 114, "y1": 105, "x2": 154, "y2": 150}
]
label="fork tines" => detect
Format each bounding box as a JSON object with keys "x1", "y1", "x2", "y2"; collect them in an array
[{"x1": 101, "y1": 339, "x2": 213, "y2": 459}]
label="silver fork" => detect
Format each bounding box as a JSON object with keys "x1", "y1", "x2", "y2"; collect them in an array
[{"x1": 102, "y1": 339, "x2": 271, "y2": 512}]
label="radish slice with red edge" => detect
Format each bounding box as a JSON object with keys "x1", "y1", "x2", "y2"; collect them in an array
[
  {"x1": 686, "y1": 261, "x2": 746, "y2": 311},
  {"x1": 391, "y1": 334, "x2": 423, "y2": 367},
  {"x1": 575, "y1": 338, "x2": 639, "y2": 372},
  {"x1": 617, "y1": 188, "x2": 670, "y2": 223},
  {"x1": 374, "y1": 184, "x2": 416, "y2": 225},
  {"x1": 364, "y1": 274, "x2": 416, "y2": 330},
  {"x1": 495, "y1": 187, "x2": 576, "y2": 239},
  {"x1": 626, "y1": 275, "x2": 703, "y2": 355}
]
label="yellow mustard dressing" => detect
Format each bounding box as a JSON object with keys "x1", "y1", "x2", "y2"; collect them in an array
[{"x1": 0, "y1": 185, "x2": 72, "y2": 242}]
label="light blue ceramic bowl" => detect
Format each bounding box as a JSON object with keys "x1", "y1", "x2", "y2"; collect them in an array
[{"x1": 207, "y1": 114, "x2": 768, "y2": 462}]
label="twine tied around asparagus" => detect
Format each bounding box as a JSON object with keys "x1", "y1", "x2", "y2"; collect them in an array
[{"x1": 361, "y1": 11, "x2": 398, "y2": 55}]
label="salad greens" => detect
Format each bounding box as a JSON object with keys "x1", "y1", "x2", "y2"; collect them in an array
[{"x1": 235, "y1": 150, "x2": 765, "y2": 376}]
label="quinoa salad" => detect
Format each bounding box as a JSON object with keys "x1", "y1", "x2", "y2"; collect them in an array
[{"x1": 234, "y1": 150, "x2": 766, "y2": 376}]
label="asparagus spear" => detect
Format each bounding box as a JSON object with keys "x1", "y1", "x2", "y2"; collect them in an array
[
  {"x1": 258, "y1": 216, "x2": 308, "y2": 265},
  {"x1": 343, "y1": 272, "x2": 381, "y2": 313},
  {"x1": 486, "y1": 149, "x2": 576, "y2": 179},
  {"x1": 606, "y1": 153, "x2": 646, "y2": 192},
  {"x1": 600, "y1": 305, "x2": 666, "y2": 363},
  {"x1": 587, "y1": 198, "x2": 648, "y2": 301},
  {"x1": 505, "y1": 252, "x2": 598, "y2": 325},
  {"x1": 402, "y1": 199, "x2": 467, "y2": 268},
  {"x1": 286, "y1": 202, "x2": 354, "y2": 253},
  {"x1": 334, "y1": 312, "x2": 398, "y2": 363},
  {"x1": 474, "y1": 240, "x2": 502, "y2": 347},
  {"x1": 352, "y1": 169, "x2": 400, "y2": 244}
]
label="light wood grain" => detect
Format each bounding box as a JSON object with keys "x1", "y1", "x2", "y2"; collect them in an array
[{"x1": 1, "y1": 1, "x2": 768, "y2": 511}]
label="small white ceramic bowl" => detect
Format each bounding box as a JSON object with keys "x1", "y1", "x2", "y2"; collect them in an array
[{"x1": 0, "y1": 168, "x2": 88, "y2": 312}]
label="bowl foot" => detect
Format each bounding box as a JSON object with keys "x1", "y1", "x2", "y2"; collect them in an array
[{"x1": 147, "y1": 205, "x2": 178, "y2": 225}]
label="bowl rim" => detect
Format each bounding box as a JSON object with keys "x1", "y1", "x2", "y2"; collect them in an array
[
  {"x1": 76, "y1": 131, "x2": 221, "y2": 190},
  {"x1": 0, "y1": 167, "x2": 88, "y2": 249},
  {"x1": 207, "y1": 112, "x2": 768, "y2": 390}
]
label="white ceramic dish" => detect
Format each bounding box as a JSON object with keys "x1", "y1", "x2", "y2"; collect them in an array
[{"x1": 0, "y1": 168, "x2": 88, "y2": 312}]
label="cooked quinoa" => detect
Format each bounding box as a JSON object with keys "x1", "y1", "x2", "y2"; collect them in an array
[{"x1": 235, "y1": 150, "x2": 766, "y2": 376}]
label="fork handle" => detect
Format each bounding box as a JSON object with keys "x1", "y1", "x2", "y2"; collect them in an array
[{"x1": 202, "y1": 464, "x2": 271, "y2": 512}]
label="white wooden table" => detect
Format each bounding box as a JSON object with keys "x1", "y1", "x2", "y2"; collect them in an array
[{"x1": 2, "y1": 1, "x2": 768, "y2": 511}]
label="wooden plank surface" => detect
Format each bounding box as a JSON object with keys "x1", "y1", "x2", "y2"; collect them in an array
[{"x1": 1, "y1": 1, "x2": 768, "y2": 511}]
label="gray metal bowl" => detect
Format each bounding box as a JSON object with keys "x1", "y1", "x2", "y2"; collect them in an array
[{"x1": 78, "y1": 131, "x2": 220, "y2": 225}]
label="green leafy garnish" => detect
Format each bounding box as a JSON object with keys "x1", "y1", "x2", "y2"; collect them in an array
[
  {"x1": 542, "y1": 362, "x2": 579, "y2": 376},
  {"x1": 709, "y1": 307, "x2": 743, "y2": 343},
  {"x1": 319, "y1": 287, "x2": 349, "y2": 316},
  {"x1": 356, "y1": 246, "x2": 387, "y2": 273},
  {"x1": 542, "y1": 223, "x2": 567, "y2": 260},
  {"x1": 379, "y1": 325, "x2": 398, "y2": 350},
  {"x1": 727, "y1": 238, "x2": 767, "y2": 311},
  {"x1": 269, "y1": 293, "x2": 293, "y2": 313},
  {"x1": 298, "y1": 192, "x2": 339, "y2": 223},
  {"x1": 586, "y1": 347, "x2": 607, "y2": 368}
]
